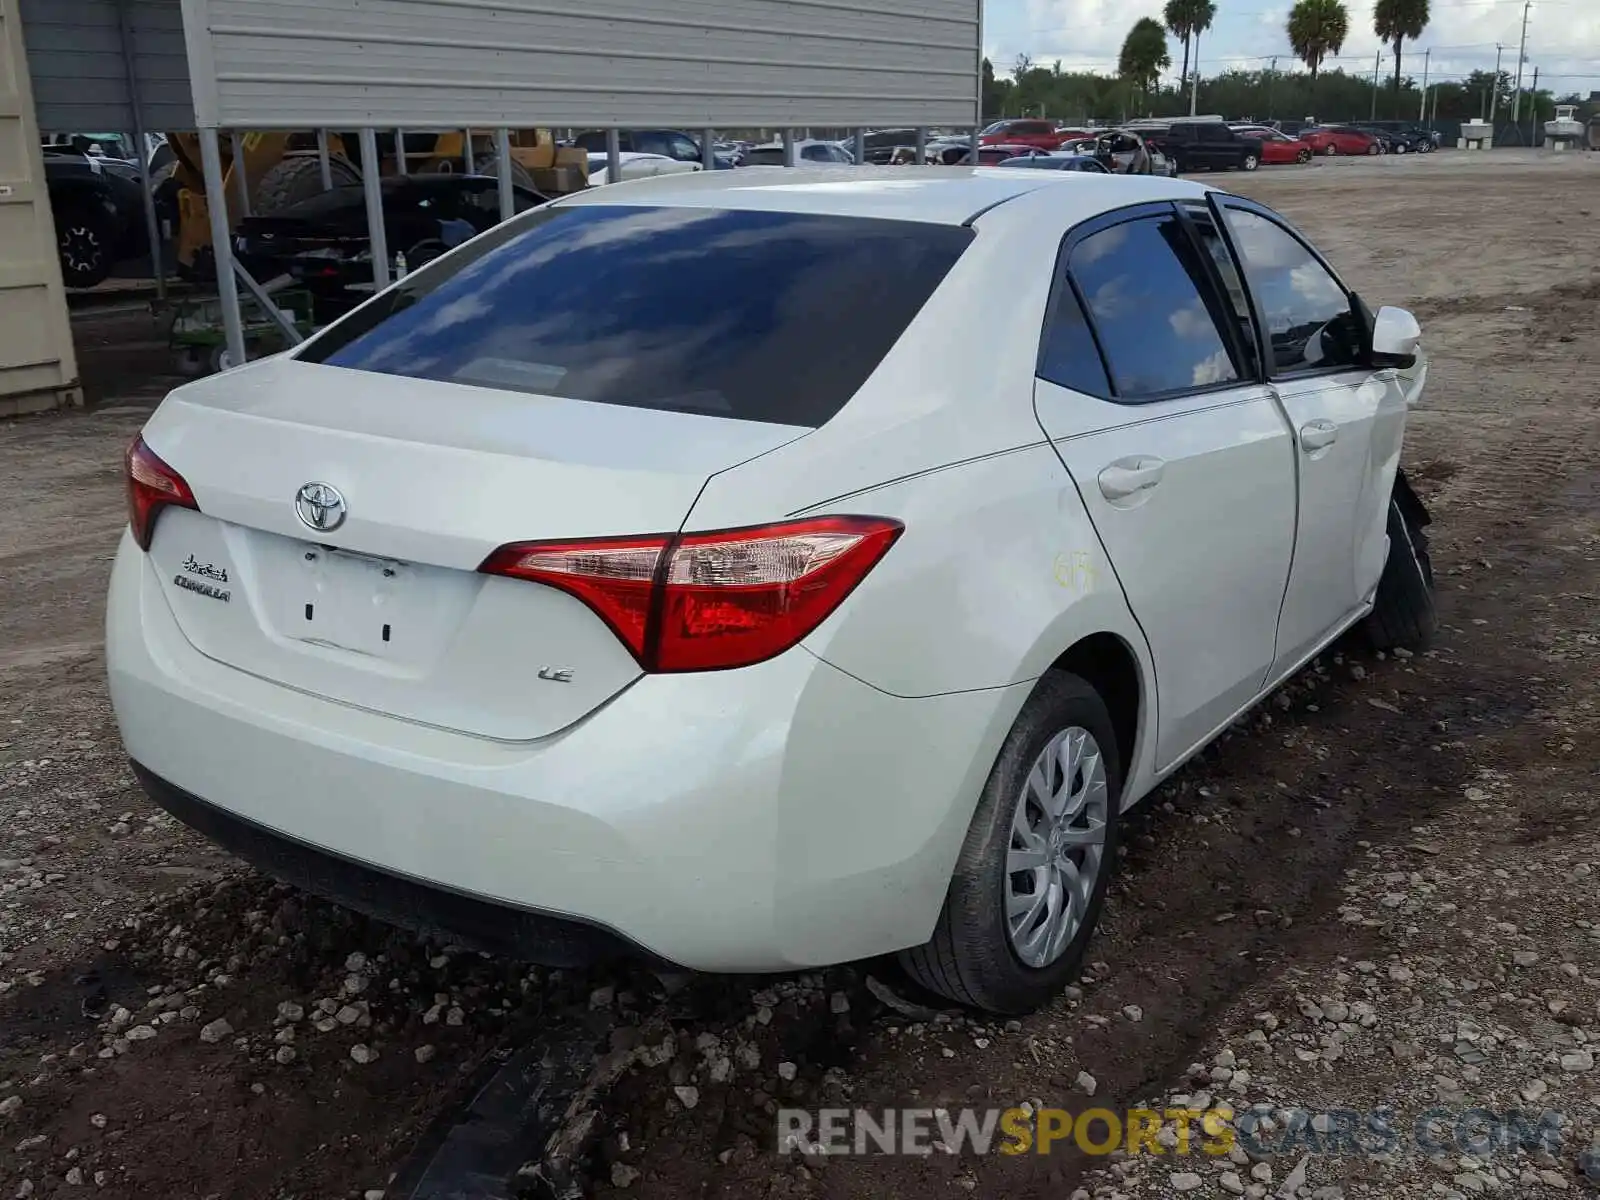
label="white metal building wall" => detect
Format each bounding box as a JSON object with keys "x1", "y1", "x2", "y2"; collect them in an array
[
  {"x1": 21, "y1": 0, "x2": 193, "y2": 133},
  {"x1": 181, "y1": 0, "x2": 981, "y2": 129},
  {"x1": 0, "y1": 0, "x2": 80, "y2": 415}
]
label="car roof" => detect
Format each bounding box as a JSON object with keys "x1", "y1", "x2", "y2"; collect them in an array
[{"x1": 556, "y1": 165, "x2": 1212, "y2": 225}]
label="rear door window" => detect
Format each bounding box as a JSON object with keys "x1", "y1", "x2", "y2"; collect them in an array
[
  {"x1": 1065, "y1": 213, "x2": 1241, "y2": 400},
  {"x1": 300, "y1": 205, "x2": 971, "y2": 427}
]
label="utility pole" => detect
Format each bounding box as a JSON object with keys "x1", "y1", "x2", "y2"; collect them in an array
[
  {"x1": 1510, "y1": 0, "x2": 1531, "y2": 123},
  {"x1": 1371, "y1": 50, "x2": 1382, "y2": 120},
  {"x1": 1189, "y1": 27, "x2": 1201, "y2": 115},
  {"x1": 1488, "y1": 43, "x2": 1504, "y2": 123},
  {"x1": 1418, "y1": 48, "x2": 1431, "y2": 120},
  {"x1": 1267, "y1": 56, "x2": 1279, "y2": 119},
  {"x1": 1528, "y1": 64, "x2": 1539, "y2": 143}
]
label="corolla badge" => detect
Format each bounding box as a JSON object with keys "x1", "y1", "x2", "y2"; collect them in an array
[{"x1": 294, "y1": 482, "x2": 347, "y2": 532}]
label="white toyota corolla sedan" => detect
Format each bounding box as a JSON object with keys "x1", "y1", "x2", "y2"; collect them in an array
[{"x1": 108, "y1": 167, "x2": 1435, "y2": 1013}]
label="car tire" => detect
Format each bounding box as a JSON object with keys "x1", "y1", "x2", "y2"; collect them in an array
[
  {"x1": 1394, "y1": 142, "x2": 1408, "y2": 154},
  {"x1": 1297, "y1": 149, "x2": 1313, "y2": 164},
  {"x1": 253, "y1": 154, "x2": 362, "y2": 215},
  {"x1": 899, "y1": 670, "x2": 1123, "y2": 1014},
  {"x1": 1363, "y1": 477, "x2": 1437, "y2": 652},
  {"x1": 1368, "y1": 142, "x2": 1382, "y2": 155},
  {"x1": 1324, "y1": 144, "x2": 1338, "y2": 157},
  {"x1": 1242, "y1": 152, "x2": 1260, "y2": 171},
  {"x1": 471, "y1": 154, "x2": 539, "y2": 192},
  {"x1": 55, "y1": 201, "x2": 117, "y2": 289}
]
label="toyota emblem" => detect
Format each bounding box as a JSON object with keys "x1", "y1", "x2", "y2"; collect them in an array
[{"x1": 294, "y1": 482, "x2": 347, "y2": 532}]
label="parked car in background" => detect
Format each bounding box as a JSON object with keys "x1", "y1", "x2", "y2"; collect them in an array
[
  {"x1": 586, "y1": 152, "x2": 703, "y2": 185},
  {"x1": 42, "y1": 146, "x2": 149, "y2": 288},
  {"x1": 1302, "y1": 125, "x2": 1381, "y2": 156},
  {"x1": 1061, "y1": 129, "x2": 1175, "y2": 176},
  {"x1": 960, "y1": 144, "x2": 1041, "y2": 165},
  {"x1": 742, "y1": 140, "x2": 856, "y2": 165},
  {"x1": 926, "y1": 136, "x2": 973, "y2": 165},
  {"x1": 233, "y1": 173, "x2": 547, "y2": 317},
  {"x1": 995, "y1": 152, "x2": 1109, "y2": 172},
  {"x1": 112, "y1": 168, "x2": 1434, "y2": 1016},
  {"x1": 835, "y1": 129, "x2": 922, "y2": 164},
  {"x1": 572, "y1": 130, "x2": 735, "y2": 168},
  {"x1": 1232, "y1": 126, "x2": 1314, "y2": 165},
  {"x1": 1354, "y1": 124, "x2": 1435, "y2": 154},
  {"x1": 979, "y1": 119, "x2": 1071, "y2": 150},
  {"x1": 1139, "y1": 120, "x2": 1263, "y2": 172}
]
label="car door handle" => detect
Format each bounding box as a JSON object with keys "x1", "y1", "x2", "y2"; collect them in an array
[
  {"x1": 1097, "y1": 457, "x2": 1166, "y2": 500},
  {"x1": 1299, "y1": 419, "x2": 1338, "y2": 452}
]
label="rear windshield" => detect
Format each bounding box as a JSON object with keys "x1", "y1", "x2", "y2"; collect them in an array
[{"x1": 300, "y1": 204, "x2": 971, "y2": 427}]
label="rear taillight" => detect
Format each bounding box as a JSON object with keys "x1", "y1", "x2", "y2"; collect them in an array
[
  {"x1": 126, "y1": 436, "x2": 198, "y2": 551},
  {"x1": 480, "y1": 516, "x2": 902, "y2": 672}
]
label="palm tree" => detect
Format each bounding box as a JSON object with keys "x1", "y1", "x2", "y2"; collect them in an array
[
  {"x1": 1119, "y1": 17, "x2": 1173, "y2": 106},
  {"x1": 1286, "y1": 0, "x2": 1350, "y2": 82},
  {"x1": 1163, "y1": 0, "x2": 1218, "y2": 94},
  {"x1": 1374, "y1": 0, "x2": 1430, "y2": 95}
]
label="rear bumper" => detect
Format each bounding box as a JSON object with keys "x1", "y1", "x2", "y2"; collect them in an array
[
  {"x1": 108, "y1": 534, "x2": 1026, "y2": 971},
  {"x1": 131, "y1": 761, "x2": 647, "y2": 966}
]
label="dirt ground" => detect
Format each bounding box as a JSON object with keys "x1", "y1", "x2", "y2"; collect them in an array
[{"x1": 1, "y1": 149, "x2": 1597, "y2": 1200}]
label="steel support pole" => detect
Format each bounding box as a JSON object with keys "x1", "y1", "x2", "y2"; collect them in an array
[
  {"x1": 915, "y1": 127, "x2": 926, "y2": 165},
  {"x1": 359, "y1": 129, "x2": 391, "y2": 291},
  {"x1": 229, "y1": 132, "x2": 250, "y2": 217},
  {"x1": 605, "y1": 128, "x2": 622, "y2": 184},
  {"x1": 782, "y1": 128, "x2": 796, "y2": 167},
  {"x1": 396, "y1": 128, "x2": 408, "y2": 175},
  {"x1": 116, "y1": 0, "x2": 165, "y2": 301},
  {"x1": 702, "y1": 128, "x2": 716, "y2": 170},
  {"x1": 853, "y1": 127, "x2": 866, "y2": 164},
  {"x1": 197, "y1": 129, "x2": 246, "y2": 369},
  {"x1": 495, "y1": 128, "x2": 514, "y2": 222},
  {"x1": 463, "y1": 130, "x2": 475, "y2": 174},
  {"x1": 317, "y1": 129, "x2": 333, "y2": 189},
  {"x1": 971, "y1": 124, "x2": 981, "y2": 164}
]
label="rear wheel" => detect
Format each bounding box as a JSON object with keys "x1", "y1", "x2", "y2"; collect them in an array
[
  {"x1": 1297, "y1": 148, "x2": 1313, "y2": 164},
  {"x1": 1241, "y1": 152, "x2": 1260, "y2": 171},
  {"x1": 1394, "y1": 142, "x2": 1409, "y2": 154},
  {"x1": 1324, "y1": 144, "x2": 1338, "y2": 157},
  {"x1": 1368, "y1": 142, "x2": 1382, "y2": 155},
  {"x1": 899, "y1": 671, "x2": 1121, "y2": 1014},
  {"x1": 1364, "y1": 478, "x2": 1437, "y2": 652}
]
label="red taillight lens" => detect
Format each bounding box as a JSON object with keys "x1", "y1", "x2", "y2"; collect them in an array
[
  {"x1": 480, "y1": 516, "x2": 902, "y2": 673},
  {"x1": 479, "y1": 533, "x2": 672, "y2": 662},
  {"x1": 125, "y1": 437, "x2": 198, "y2": 551}
]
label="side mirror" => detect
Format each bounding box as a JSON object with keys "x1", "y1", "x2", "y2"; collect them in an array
[{"x1": 1370, "y1": 305, "x2": 1421, "y2": 370}]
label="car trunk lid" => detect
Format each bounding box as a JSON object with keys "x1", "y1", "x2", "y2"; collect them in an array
[{"x1": 139, "y1": 357, "x2": 806, "y2": 740}]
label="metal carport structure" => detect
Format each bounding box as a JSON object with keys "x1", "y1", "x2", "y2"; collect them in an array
[{"x1": 6, "y1": 0, "x2": 982, "y2": 401}]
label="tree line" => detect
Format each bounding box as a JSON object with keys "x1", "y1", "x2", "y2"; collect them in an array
[{"x1": 986, "y1": 0, "x2": 1588, "y2": 127}]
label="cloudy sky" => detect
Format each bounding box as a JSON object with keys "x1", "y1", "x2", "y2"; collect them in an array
[{"x1": 984, "y1": 0, "x2": 1600, "y2": 97}]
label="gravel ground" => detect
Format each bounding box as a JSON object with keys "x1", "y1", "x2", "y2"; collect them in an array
[{"x1": 1, "y1": 149, "x2": 1597, "y2": 1199}]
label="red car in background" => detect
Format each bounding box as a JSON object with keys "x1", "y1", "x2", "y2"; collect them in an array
[
  {"x1": 1301, "y1": 125, "x2": 1381, "y2": 156},
  {"x1": 1232, "y1": 126, "x2": 1314, "y2": 164},
  {"x1": 978, "y1": 119, "x2": 1076, "y2": 150}
]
